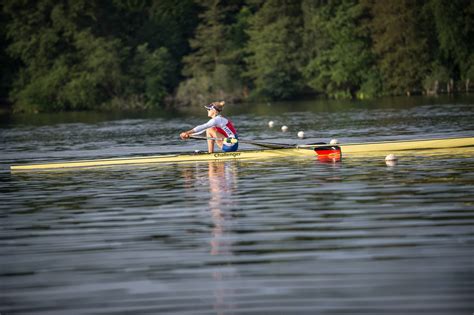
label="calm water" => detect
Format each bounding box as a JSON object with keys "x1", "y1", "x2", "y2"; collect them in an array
[{"x1": 1, "y1": 96, "x2": 474, "y2": 314}]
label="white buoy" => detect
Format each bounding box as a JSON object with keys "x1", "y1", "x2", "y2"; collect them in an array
[
  {"x1": 268, "y1": 121, "x2": 274, "y2": 128},
  {"x1": 297, "y1": 131, "x2": 305, "y2": 139},
  {"x1": 385, "y1": 154, "x2": 397, "y2": 166},
  {"x1": 281, "y1": 125, "x2": 288, "y2": 132},
  {"x1": 385, "y1": 154, "x2": 397, "y2": 161},
  {"x1": 330, "y1": 138, "x2": 339, "y2": 145},
  {"x1": 386, "y1": 160, "x2": 397, "y2": 166}
]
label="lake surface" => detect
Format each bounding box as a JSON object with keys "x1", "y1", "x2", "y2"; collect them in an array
[{"x1": 1, "y1": 96, "x2": 474, "y2": 314}]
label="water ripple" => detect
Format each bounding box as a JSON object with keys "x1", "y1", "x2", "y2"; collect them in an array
[{"x1": 1, "y1": 98, "x2": 474, "y2": 314}]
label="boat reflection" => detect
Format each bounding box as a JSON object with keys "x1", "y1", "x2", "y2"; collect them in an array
[
  {"x1": 208, "y1": 161, "x2": 240, "y2": 315},
  {"x1": 207, "y1": 161, "x2": 238, "y2": 255},
  {"x1": 181, "y1": 161, "x2": 239, "y2": 314},
  {"x1": 179, "y1": 161, "x2": 238, "y2": 256},
  {"x1": 316, "y1": 154, "x2": 341, "y2": 163}
]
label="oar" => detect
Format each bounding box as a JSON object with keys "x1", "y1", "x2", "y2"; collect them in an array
[
  {"x1": 189, "y1": 135, "x2": 330, "y2": 149},
  {"x1": 190, "y1": 135, "x2": 292, "y2": 149}
]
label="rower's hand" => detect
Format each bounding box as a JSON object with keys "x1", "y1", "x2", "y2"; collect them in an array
[{"x1": 180, "y1": 132, "x2": 190, "y2": 140}]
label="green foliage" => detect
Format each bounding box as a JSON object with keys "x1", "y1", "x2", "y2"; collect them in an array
[
  {"x1": 12, "y1": 58, "x2": 69, "y2": 113},
  {"x1": 177, "y1": 0, "x2": 245, "y2": 106},
  {"x1": 8, "y1": 21, "x2": 126, "y2": 112},
  {"x1": 176, "y1": 64, "x2": 243, "y2": 106},
  {"x1": 358, "y1": 69, "x2": 382, "y2": 99},
  {"x1": 182, "y1": 0, "x2": 228, "y2": 77},
  {"x1": 303, "y1": 0, "x2": 379, "y2": 99},
  {"x1": 2, "y1": 0, "x2": 473, "y2": 112},
  {"x1": 245, "y1": 0, "x2": 304, "y2": 100},
  {"x1": 366, "y1": 0, "x2": 430, "y2": 95},
  {"x1": 130, "y1": 44, "x2": 176, "y2": 108},
  {"x1": 3, "y1": 0, "x2": 197, "y2": 112},
  {"x1": 0, "y1": 5, "x2": 16, "y2": 105},
  {"x1": 430, "y1": 0, "x2": 470, "y2": 64},
  {"x1": 423, "y1": 62, "x2": 450, "y2": 94},
  {"x1": 5, "y1": 1, "x2": 106, "y2": 111},
  {"x1": 428, "y1": 0, "x2": 473, "y2": 81},
  {"x1": 69, "y1": 32, "x2": 125, "y2": 108},
  {"x1": 463, "y1": 54, "x2": 474, "y2": 82},
  {"x1": 176, "y1": 76, "x2": 212, "y2": 106}
]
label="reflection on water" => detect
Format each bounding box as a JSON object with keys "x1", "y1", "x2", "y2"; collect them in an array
[
  {"x1": 207, "y1": 162, "x2": 237, "y2": 256},
  {"x1": 208, "y1": 162, "x2": 237, "y2": 315},
  {"x1": 1, "y1": 151, "x2": 474, "y2": 314},
  {"x1": 1, "y1": 98, "x2": 474, "y2": 314},
  {"x1": 181, "y1": 162, "x2": 239, "y2": 314}
]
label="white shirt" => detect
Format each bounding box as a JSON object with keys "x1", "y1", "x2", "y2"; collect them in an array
[{"x1": 193, "y1": 116, "x2": 237, "y2": 138}]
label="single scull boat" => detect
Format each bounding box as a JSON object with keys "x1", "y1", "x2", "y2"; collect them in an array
[{"x1": 10, "y1": 136, "x2": 474, "y2": 171}]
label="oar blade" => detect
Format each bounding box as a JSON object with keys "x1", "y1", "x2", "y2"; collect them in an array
[{"x1": 314, "y1": 145, "x2": 342, "y2": 162}]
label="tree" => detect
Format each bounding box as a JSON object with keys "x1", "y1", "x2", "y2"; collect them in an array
[
  {"x1": 177, "y1": 0, "x2": 246, "y2": 105},
  {"x1": 0, "y1": 3, "x2": 17, "y2": 107},
  {"x1": 3, "y1": 0, "x2": 197, "y2": 112},
  {"x1": 3, "y1": 0, "x2": 128, "y2": 112},
  {"x1": 364, "y1": 0, "x2": 429, "y2": 95},
  {"x1": 422, "y1": 62, "x2": 450, "y2": 94},
  {"x1": 428, "y1": 0, "x2": 474, "y2": 92},
  {"x1": 303, "y1": 0, "x2": 380, "y2": 99},
  {"x1": 245, "y1": 0, "x2": 304, "y2": 100},
  {"x1": 131, "y1": 44, "x2": 175, "y2": 107}
]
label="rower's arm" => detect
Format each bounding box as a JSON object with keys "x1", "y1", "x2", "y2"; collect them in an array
[
  {"x1": 193, "y1": 118, "x2": 216, "y2": 134},
  {"x1": 180, "y1": 118, "x2": 216, "y2": 140}
]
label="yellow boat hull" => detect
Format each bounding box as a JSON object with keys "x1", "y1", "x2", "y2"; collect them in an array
[
  {"x1": 10, "y1": 136, "x2": 474, "y2": 171},
  {"x1": 10, "y1": 148, "x2": 315, "y2": 171},
  {"x1": 340, "y1": 137, "x2": 474, "y2": 153}
]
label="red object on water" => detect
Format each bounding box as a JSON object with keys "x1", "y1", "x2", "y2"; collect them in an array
[{"x1": 314, "y1": 146, "x2": 342, "y2": 162}]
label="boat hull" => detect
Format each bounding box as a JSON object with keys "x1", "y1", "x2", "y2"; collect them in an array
[
  {"x1": 10, "y1": 148, "x2": 315, "y2": 171},
  {"x1": 340, "y1": 137, "x2": 474, "y2": 153},
  {"x1": 10, "y1": 136, "x2": 474, "y2": 171}
]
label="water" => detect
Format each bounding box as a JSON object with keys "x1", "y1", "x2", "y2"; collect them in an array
[{"x1": 1, "y1": 96, "x2": 474, "y2": 314}]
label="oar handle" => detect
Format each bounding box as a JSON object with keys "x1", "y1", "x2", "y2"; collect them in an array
[{"x1": 190, "y1": 135, "x2": 238, "y2": 144}]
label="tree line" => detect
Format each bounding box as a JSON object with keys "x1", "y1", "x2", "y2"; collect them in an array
[{"x1": 1, "y1": 0, "x2": 473, "y2": 113}]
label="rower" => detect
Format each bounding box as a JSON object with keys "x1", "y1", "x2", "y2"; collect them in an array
[{"x1": 180, "y1": 101, "x2": 239, "y2": 153}]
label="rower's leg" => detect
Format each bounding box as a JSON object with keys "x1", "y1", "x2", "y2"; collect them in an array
[
  {"x1": 206, "y1": 129, "x2": 215, "y2": 153},
  {"x1": 206, "y1": 128, "x2": 224, "y2": 152}
]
